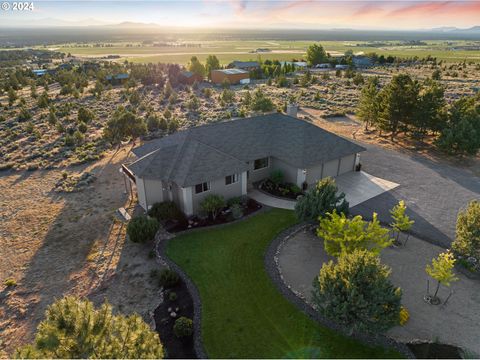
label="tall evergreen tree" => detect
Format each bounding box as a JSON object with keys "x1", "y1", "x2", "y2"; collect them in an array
[{"x1": 356, "y1": 77, "x2": 380, "y2": 131}]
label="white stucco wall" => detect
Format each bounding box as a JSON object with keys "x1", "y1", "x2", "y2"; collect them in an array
[
  {"x1": 191, "y1": 173, "x2": 244, "y2": 215},
  {"x1": 248, "y1": 157, "x2": 271, "y2": 183},
  {"x1": 271, "y1": 157, "x2": 298, "y2": 184},
  {"x1": 135, "y1": 176, "x2": 147, "y2": 211}
]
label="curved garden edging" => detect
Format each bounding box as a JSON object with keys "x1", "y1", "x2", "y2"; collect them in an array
[
  {"x1": 264, "y1": 223, "x2": 416, "y2": 359},
  {"x1": 155, "y1": 229, "x2": 208, "y2": 359}
]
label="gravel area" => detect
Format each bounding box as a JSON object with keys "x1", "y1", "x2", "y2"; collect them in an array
[
  {"x1": 277, "y1": 229, "x2": 480, "y2": 356},
  {"x1": 352, "y1": 143, "x2": 480, "y2": 247}
]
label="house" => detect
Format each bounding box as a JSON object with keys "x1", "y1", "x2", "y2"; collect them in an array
[
  {"x1": 315, "y1": 63, "x2": 332, "y2": 69},
  {"x1": 353, "y1": 55, "x2": 373, "y2": 68},
  {"x1": 178, "y1": 71, "x2": 203, "y2": 85},
  {"x1": 123, "y1": 113, "x2": 365, "y2": 216},
  {"x1": 281, "y1": 61, "x2": 308, "y2": 69},
  {"x1": 335, "y1": 64, "x2": 349, "y2": 70},
  {"x1": 227, "y1": 60, "x2": 260, "y2": 71},
  {"x1": 106, "y1": 73, "x2": 129, "y2": 85},
  {"x1": 211, "y1": 68, "x2": 250, "y2": 85},
  {"x1": 32, "y1": 69, "x2": 48, "y2": 77}
]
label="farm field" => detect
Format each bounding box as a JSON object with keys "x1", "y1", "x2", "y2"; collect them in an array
[{"x1": 49, "y1": 40, "x2": 480, "y2": 64}]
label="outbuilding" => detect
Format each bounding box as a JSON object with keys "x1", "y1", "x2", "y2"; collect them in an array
[{"x1": 211, "y1": 68, "x2": 249, "y2": 85}]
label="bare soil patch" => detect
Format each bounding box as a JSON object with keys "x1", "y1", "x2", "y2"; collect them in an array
[{"x1": 0, "y1": 148, "x2": 163, "y2": 357}]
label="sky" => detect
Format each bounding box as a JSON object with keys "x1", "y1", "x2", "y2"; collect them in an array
[{"x1": 1, "y1": 0, "x2": 480, "y2": 30}]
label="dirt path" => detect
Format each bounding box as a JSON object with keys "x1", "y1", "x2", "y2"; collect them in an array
[{"x1": 0, "y1": 148, "x2": 163, "y2": 356}]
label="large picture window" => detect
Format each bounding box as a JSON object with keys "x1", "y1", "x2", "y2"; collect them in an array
[
  {"x1": 225, "y1": 173, "x2": 239, "y2": 185},
  {"x1": 195, "y1": 182, "x2": 210, "y2": 194},
  {"x1": 254, "y1": 157, "x2": 269, "y2": 170}
]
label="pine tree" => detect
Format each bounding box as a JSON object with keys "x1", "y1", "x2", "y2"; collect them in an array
[
  {"x1": 318, "y1": 210, "x2": 392, "y2": 257},
  {"x1": 356, "y1": 77, "x2": 380, "y2": 131},
  {"x1": 15, "y1": 296, "x2": 164, "y2": 359}
]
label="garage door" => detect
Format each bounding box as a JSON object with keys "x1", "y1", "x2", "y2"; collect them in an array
[
  {"x1": 338, "y1": 154, "x2": 355, "y2": 175},
  {"x1": 322, "y1": 159, "x2": 339, "y2": 178}
]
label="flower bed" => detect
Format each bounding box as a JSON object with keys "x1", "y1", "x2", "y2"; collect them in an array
[
  {"x1": 154, "y1": 276, "x2": 196, "y2": 359},
  {"x1": 259, "y1": 178, "x2": 304, "y2": 200},
  {"x1": 161, "y1": 198, "x2": 262, "y2": 233}
]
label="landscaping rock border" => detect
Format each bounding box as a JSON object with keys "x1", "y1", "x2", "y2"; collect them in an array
[{"x1": 264, "y1": 222, "x2": 416, "y2": 359}]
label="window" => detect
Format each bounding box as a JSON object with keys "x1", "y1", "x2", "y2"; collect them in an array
[
  {"x1": 195, "y1": 182, "x2": 210, "y2": 194},
  {"x1": 225, "y1": 173, "x2": 239, "y2": 185},
  {"x1": 254, "y1": 157, "x2": 269, "y2": 170}
]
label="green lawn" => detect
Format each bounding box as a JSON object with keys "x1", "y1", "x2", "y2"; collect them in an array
[{"x1": 166, "y1": 209, "x2": 402, "y2": 358}]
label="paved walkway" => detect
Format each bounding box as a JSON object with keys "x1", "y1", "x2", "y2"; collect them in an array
[
  {"x1": 248, "y1": 189, "x2": 296, "y2": 210},
  {"x1": 277, "y1": 229, "x2": 480, "y2": 355},
  {"x1": 248, "y1": 171, "x2": 399, "y2": 210}
]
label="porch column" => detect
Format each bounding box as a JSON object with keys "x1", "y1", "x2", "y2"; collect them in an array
[
  {"x1": 296, "y1": 168, "x2": 306, "y2": 187},
  {"x1": 241, "y1": 171, "x2": 247, "y2": 195}
]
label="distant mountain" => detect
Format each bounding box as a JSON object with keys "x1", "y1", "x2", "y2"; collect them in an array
[
  {"x1": 430, "y1": 26, "x2": 480, "y2": 32},
  {"x1": 0, "y1": 17, "x2": 110, "y2": 27}
]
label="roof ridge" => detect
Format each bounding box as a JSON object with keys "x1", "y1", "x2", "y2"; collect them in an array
[
  {"x1": 165, "y1": 130, "x2": 191, "y2": 181},
  {"x1": 191, "y1": 137, "x2": 245, "y2": 163}
]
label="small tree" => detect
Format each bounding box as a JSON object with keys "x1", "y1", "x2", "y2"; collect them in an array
[
  {"x1": 250, "y1": 88, "x2": 274, "y2": 113},
  {"x1": 15, "y1": 296, "x2": 164, "y2": 359},
  {"x1": 294, "y1": 177, "x2": 348, "y2": 222},
  {"x1": 425, "y1": 251, "x2": 458, "y2": 304},
  {"x1": 127, "y1": 215, "x2": 159, "y2": 243},
  {"x1": 390, "y1": 200, "x2": 414, "y2": 245},
  {"x1": 200, "y1": 194, "x2": 225, "y2": 220},
  {"x1": 452, "y1": 200, "x2": 480, "y2": 260},
  {"x1": 77, "y1": 107, "x2": 95, "y2": 123},
  {"x1": 103, "y1": 108, "x2": 147, "y2": 145},
  {"x1": 312, "y1": 249, "x2": 402, "y2": 334},
  {"x1": 318, "y1": 211, "x2": 393, "y2": 257},
  {"x1": 37, "y1": 92, "x2": 49, "y2": 108}
]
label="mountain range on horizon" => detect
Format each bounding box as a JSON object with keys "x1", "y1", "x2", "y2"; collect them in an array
[{"x1": 1, "y1": 17, "x2": 480, "y2": 33}]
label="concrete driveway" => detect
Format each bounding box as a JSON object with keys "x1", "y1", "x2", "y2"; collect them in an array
[
  {"x1": 352, "y1": 143, "x2": 480, "y2": 247},
  {"x1": 249, "y1": 171, "x2": 399, "y2": 211},
  {"x1": 336, "y1": 171, "x2": 399, "y2": 208},
  {"x1": 277, "y1": 229, "x2": 480, "y2": 355}
]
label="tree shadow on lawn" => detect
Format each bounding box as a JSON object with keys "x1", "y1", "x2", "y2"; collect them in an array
[{"x1": 0, "y1": 149, "x2": 134, "y2": 351}]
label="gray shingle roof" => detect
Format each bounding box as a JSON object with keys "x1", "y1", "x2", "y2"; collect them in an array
[{"x1": 127, "y1": 113, "x2": 365, "y2": 187}]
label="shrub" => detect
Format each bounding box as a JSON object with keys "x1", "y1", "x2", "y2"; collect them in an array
[
  {"x1": 127, "y1": 215, "x2": 159, "y2": 243},
  {"x1": 226, "y1": 196, "x2": 244, "y2": 208},
  {"x1": 294, "y1": 177, "x2": 349, "y2": 221},
  {"x1": 270, "y1": 170, "x2": 284, "y2": 185},
  {"x1": 148, "y1": 201, "x2": 184, "y2": 222},
  {"x1": 230, "y1": 204, "x2": 243, "y2": 219},
  {"x1": 452, "y1": 200, "x2": 480, "y2": 260},
  {"x1": 200, "y1": 194, "x2": 225, "y2": 220},
  {"x1": 77, "y1": 107, "x2": 95, "y2": 123},
  {"x1": 173, "y1": 317, "x2": 193, "y2": 338},
  {"x1": 158, "y1": 269, "x2": 180, "y2": 288},
  {"x1": 399, "y1": 306, "x2": 409, "y2": 326},
  {"x1": 4, "y1": 278, "x2": 17, "y2": 287},
  {"x1": 290, "y1": 184, "x2": 301, "y2": 195},
  {"x1": 147, "y1": 114, "x2": 160, "y2": 132},
  {"x1": 312, "y1": 249, "x2": 402, "y2": 334},
  {"x1": 169, "y1": 291, "x2": 177, "y2": 301}
]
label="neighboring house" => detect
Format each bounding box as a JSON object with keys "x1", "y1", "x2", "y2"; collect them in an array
[
  {"x1": 281, "y1": 61, "x2": 308, "y2": 69},
  {"x1": 353, "y1": 55, "x2": 373, "y2": 68},
  {"x1": 314, "y1": 63, "x2": 332, "y2": 69},
  {"x1": 335, "y1": 64, "x2": 349, "y2": 70},
  {"x1": 211, "y1": 68, "x2": 250, "y2": 85},
  {"x1": 178, "y1": 71, "x2": 203, "y2": 85},
  {"x1": 227, "y1": 60, "x2": 260, "y2": 71},
  {"x1": 124, "y1": 113, "x2": 365, "y2": 216},
  {"x1": 106, "y1": 73, "x2": 129, "y2": 85}
]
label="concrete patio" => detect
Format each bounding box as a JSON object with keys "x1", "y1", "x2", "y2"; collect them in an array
[
  {"x1": 248, "y1": 171, "x2": 399, "y2": 210},
  {"x1": 277, "y1": 229, "x2": 480, "y2": 355}
]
